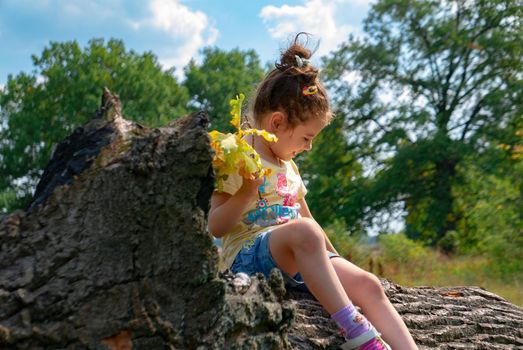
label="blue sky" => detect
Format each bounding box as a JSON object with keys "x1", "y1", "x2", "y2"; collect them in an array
[{"x1": 0, "y1": 0, "x2": 372, "y2": 85}]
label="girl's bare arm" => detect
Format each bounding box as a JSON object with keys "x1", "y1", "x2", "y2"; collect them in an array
[{"x1": 208, "y1": 178, "x2": 262, "y2": 238}]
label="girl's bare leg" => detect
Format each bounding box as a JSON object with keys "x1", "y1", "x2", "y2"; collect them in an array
[
  {"x1": 267, "y1": 218, "x2": 418, "y2": 348},
  {"x1": 331, "y1": 257, "x2": 418, "y2": 349},
  {"x1": 268, "y1": 217, "x2": 350, "y2": 313}
]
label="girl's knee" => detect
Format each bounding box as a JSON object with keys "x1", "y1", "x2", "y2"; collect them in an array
[
  {"x1": 360, "y1": 272, "x2": 386, "y2": 299},
  {"x1": 290, "y1": 218, "x2": 325, "y2": 253}
]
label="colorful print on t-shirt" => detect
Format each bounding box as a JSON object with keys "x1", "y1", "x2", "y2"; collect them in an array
[{"x1": 216, "y1": 159, "x2": 307, "y2": 271}]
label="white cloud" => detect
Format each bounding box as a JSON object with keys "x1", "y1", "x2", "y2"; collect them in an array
[
  {"x1": 132, "y1": 0, "x2": 218, "y2": 76},
  {"x1": 260, "y1": 0, "x2": 363, "y2": 58},
  {"x1": 338, "y1": 0, "x2": 375, "y2": 6}
]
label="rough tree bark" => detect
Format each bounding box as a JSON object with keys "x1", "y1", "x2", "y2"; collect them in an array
[
  {"x1": 0, "y1": 89, "x2": 292, "y2": 350},
  {"x1": 286, "y1": 283, "x2": 523, "y2": 349},
  {"x1": 0, "y1": 89, "x2": 522, "y2": 349}
]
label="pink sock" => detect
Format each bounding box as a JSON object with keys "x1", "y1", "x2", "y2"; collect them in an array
[{"x1": 331, "y1": 305, "x2": 388, "y2": 349}]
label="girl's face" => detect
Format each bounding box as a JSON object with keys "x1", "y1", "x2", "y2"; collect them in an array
[{"x1": 270, "y1": 115, "x2": 326, "y2": 161}]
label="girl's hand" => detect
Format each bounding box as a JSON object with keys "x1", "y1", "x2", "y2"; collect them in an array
[
  {"x1": 238, "y1": 175, "x2": 264, "y2": 198},
  {"x1": 208, "y1": 174, "x2": 264, "y2": 238}
]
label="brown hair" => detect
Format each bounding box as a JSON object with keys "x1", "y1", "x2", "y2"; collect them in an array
[{"x1": 250, "y1": 32, "x2": 332, "y2": 128}]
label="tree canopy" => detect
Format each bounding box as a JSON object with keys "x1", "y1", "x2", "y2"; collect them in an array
[
  {"x1": 0, "y1": 38, "x2": 189, "y2": 212},
  {"x1": 183, "y1": 47, "x2": 265, "y2": 132},
  {"x1": 0, "y1": 41, "x2": 269, "y2": 213},
  {"x1": 322, "y1": 0, "x2": 523, "y2": 249}
]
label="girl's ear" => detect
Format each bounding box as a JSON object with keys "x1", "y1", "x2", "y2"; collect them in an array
[{"x1": 270, "y1": 112, "x2": 288, "y2": 132}]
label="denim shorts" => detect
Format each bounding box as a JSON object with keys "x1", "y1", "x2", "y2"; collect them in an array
[{"x1": 230, "y1": 229, "x2": 340, "y2": 292}]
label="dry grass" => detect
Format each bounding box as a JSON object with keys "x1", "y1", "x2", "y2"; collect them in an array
[
  {"x1": 378, "y1": 254, "x2": 523, "y2": 307},
  {"x1": 328, "y1": 231, "x2": 523, "y2": 307}
]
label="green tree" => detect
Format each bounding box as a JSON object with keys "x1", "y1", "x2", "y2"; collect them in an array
[
  {"x1": 296, "y1": 115, "x2": 365, "y2": 232},
  {"x1": 323, "y1": 0, "x2": 523, "y2": 248},
  {"x1": 453, "y1": 157, "x2": 523, "y2": 278},
  {"x1": 183, "y1": 47, "x2": 265, "y2": 132},
  {"x1": 0, "y1": 38, "x2": 189, "y2": 212}
]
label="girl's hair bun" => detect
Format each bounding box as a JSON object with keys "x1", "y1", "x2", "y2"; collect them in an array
[
  {"x1": 252, "y1": 32, "x2": 332, "y2": 128},
  {"x1": 276, "y1": 32, "x2": 315, "y2": 71}
]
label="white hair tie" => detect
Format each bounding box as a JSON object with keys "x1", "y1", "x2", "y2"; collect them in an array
[{"x1": 295, "y1": 55, "x2": 309, "y2": 68}]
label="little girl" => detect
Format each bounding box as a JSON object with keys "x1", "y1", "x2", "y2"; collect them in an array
[{"x1": 208, "y1": 34, "x2": 418, "y2": 350}]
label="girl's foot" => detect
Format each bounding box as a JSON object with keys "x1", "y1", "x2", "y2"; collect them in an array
[
  {"x1": 340, "y1": 326, "x2": 390, "y2": 350},
  {"x1": 332, "y1": 305, "x2": 391, "y2": 350}
]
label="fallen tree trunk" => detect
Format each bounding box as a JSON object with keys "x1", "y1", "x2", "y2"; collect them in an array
[
  {"x1": 286, "y1": 282, "x2": 523, "y2": 349},
  {"x1": 0, "y1": 89, "x2": 292, "y2": 350},
  {"x1": 0, "y1": 89, "x2": 522, "y2": 349}
]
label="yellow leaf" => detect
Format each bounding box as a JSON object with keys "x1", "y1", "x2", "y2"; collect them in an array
[
  {"x1": 242, "y1": 129, "x2": 278, "y2": 142},
  {"x1": 229, "y1": 93, "x2": 245, "y2": 130},
  {"x1": 209, "y1": 92, "x2": 278, "y2": 185},
  {"x1": 243, "y1": 155, "x2": 259, "y2": 173},
  {"x1": 220, "y1": 134, "x2": 238, "y2": 152}
]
